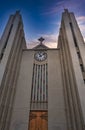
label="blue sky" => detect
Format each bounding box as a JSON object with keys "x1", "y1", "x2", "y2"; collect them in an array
[{"x1": 0, "y1": 0, "x2": 85, "y2": 48}]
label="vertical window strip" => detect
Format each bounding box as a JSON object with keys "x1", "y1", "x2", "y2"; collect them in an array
[
  {"x1": 35, "y1": 65, "x2": 38, "y2": 101},
  {"x1": 44, "y1": 64, "x2": 46, "y2": 101},
  {"x1": 70, "y1": 22, "x2": 85, "y2": 83},
  {"x1": 42, "y1": 65, "x2": 43, "y2": 101},
  {"x1": 31, "y1": 64, "x2": 35, "y2": 101},
  {"x1": 45, "y1": 64, "x2": 47, "y2": 101},
  {"x1": 42, "y1": 65, "x2": 44, "y2": 101},
  {"x1": 43, "y1": 64, "x2": 45, "y2": 101},
  {"x1": 34, "y1": 64, "x2": 36, "y2": 101},
  {"x1": 69, "y1": 22, "x2": 78, "y2": 47},
  {"x1": 33, "y1": 64, "x2": 36, "y2": 101},
  {"x1": 42, "y1": 64, "x2": 44, "y2": 101},
  {"x1": 38, "y1": 65, "x2": 40, "y2": 101},
  {"x1": 46, "y1": 64, "x2": 48, "y2": 101},
  {"x1": 31, "y1": 63, "x2": 48, "y2": 103},
  {"x1": 40, "y1": 65, "x2": 42, "y2": 101},
  {"x1": 39, "y1": 65, "x2": 41, "y2": 101},
  {"x1": 37, "y1": 65, "x2": 40, "y2": 101}
]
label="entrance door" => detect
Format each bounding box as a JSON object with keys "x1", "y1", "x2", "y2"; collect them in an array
[{"x1": 29, "y1": 111, "x2": 48, "y2": 130}]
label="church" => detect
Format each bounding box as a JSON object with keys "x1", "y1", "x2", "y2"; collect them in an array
[{"x1": 0, "y1": 9, "x2": 85, "y2": 130}]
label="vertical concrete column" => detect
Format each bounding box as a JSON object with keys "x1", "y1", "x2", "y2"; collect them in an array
[
  {"x1": 48, "y1": 50, "x2": 67, "y2": 130},
  {"x1": 63, "y1": 11, "x2": 85, "y2": 126},
  {"x1": 9, "y1": 51, "x2": 34, "y2": 130},
  {"x1": 0, "y1": 15, "x2": 14, "y2": 54}
]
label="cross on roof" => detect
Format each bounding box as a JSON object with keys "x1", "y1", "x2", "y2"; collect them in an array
[{"x1": 38, "y1": 37, "x2": 45, "y2": 44}]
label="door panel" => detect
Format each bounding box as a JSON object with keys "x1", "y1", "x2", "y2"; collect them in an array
[{"x1": 29, "y1": 111, "x2": 48, "y2": 130}]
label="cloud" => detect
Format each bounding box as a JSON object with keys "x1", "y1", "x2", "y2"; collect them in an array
[
  {"x1": 40, "y1": 0, "x2": 65, "y2": 15},
  {"x1": 77, "y1": 16, "x2": 85, "y2": 24},
  {"x1": 41, "y1": 0, "x2": 81, "y2": 16},
  {"x1": 41, "y1": 0, "x2": 74, "y2": 15},
  {"x1": 26, "y1": 39, "x2": 39, "y2": 49},
  {"x1": 26, "y1": 20, "x2": 60, "y2": 49},
  {"x1": 26, "y1": 19, "x2": 60, "y2": 49},
  {"x1": 26, "y1": 12, "x2": 85, "y2": 49},
  {"x1": 51, "y1": 21, "x2": 60, "y2": 27},
  {"x1": 76, "y1": 16, "x2": 85, "y2": 41},
  {"x1": 42, "y1": 34, "x2": 58, "y2": 48},
  {"x1": 27, "y1": 33, "x2": 58, "y2": 49},
  {"x1": 77, "y1": 16, "x2": 85, "y2": 21}
]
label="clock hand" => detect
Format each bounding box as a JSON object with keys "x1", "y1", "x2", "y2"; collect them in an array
[{"x1": 39, "y1": 54, "x2": 42, "y2": 57}]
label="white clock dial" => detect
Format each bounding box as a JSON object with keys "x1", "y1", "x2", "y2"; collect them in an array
[{"x1": 34, "y1": 52, "x2": 47, "y2": 61}]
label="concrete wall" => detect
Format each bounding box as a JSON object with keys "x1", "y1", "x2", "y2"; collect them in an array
[
  {"x1": 48, "y1": 50, "x2": 67, "y2": 130},
  {"x1": 58, "y1": 9, "x2": 85, "y2": 130},
  {"x1": 63, "y1": 10, "x2": 85, "y2": 126},
  {"x1": 9, "y1": 48, "x2": 68, "y2": 130},
  {"x1": 9, "y1": 50, "x2": 34, "y2": 130},
  {"x1": 0, "y1": 15, "x2": 14, "y2": 55},
  {"x1": 0, "y1": 12, "x2": 27, "y2": 130},
  {"x1": 70, "y1": 13, "x2": 85, "y2": 70}
]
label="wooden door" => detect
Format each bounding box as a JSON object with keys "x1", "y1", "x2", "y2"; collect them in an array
[{"x1": 29, "y1": 111, "x2": 48, "y2": 130}]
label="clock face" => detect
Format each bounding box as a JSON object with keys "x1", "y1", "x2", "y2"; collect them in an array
[{"x1": 34, "y1": 51, "x2": 47, "y2": 61}]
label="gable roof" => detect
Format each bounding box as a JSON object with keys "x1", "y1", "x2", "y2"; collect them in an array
[{"x1": 33, "y1": 43, "x2": 49, "y2": 49}]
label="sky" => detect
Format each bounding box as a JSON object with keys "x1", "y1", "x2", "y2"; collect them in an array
[{"x1": 0, "y1": 0, "x2": 85, "y2": 48}]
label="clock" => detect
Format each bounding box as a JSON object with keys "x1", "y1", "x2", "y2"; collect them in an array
[{"x1": 34, "y1": 51, "x2": 47, "y2": 61}]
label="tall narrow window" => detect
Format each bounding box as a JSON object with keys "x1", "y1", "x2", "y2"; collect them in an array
[
  {"x1": 70, "y1": 22, "x2": 85, "y2": 83},
  {"x1": 80, "y1": 64, "x2": 84, "y2": 72},
  {"x1": 77, "y1": 52, "x2": 81, "y2": 59},
  {"x1": 69, "y1": 22, "x2": 78, "y2": 47},
  {"x1": 0, "y1": 24, "x2": 13, "y2": 61},
  {"x1": 31, "y1": 63, "x2": 48, "y2": 110}
]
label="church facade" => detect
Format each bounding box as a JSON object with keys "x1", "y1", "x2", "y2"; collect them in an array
[{"x1": 0, "y1": 9, "x2": 85, "y2": 130}]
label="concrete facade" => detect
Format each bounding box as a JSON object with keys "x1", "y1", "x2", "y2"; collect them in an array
[
  {"x1": 0, "y1": 11, "x2": 26, "y2": 130},
  {"x1": 0, "y1": 9, "x2": 85, "y2": 130},
  {"x1": 58, "y1": 9, "x2": 85, "y2": 130}
]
